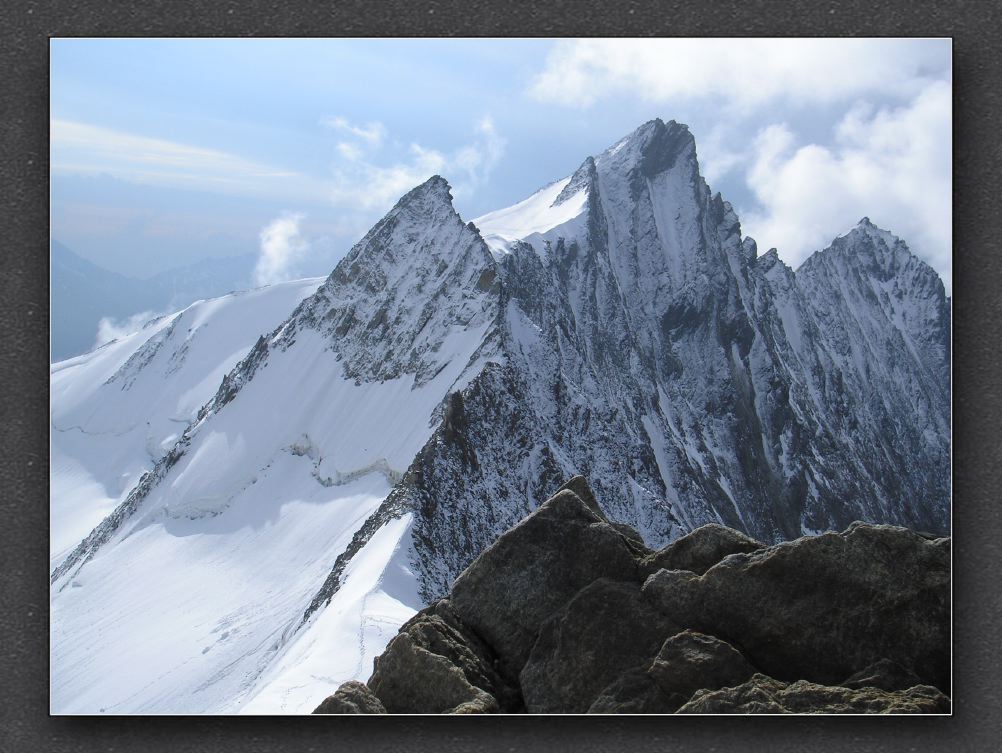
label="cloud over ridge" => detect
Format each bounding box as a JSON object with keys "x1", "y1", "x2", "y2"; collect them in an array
[{"x1": 255, "y1": 213, "x2": 310, "y2": 286}]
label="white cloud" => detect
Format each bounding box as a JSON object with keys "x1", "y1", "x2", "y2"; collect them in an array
[
  {"x1": 51, "y1": 119, "x2": 321, "y2": 200},
  {"x1": 529, "y1": 39, "x2": 948, "y2": 111},
  {"x1": 327, "y1": 117, "x2": 506, "y2": 211},
  {"x1": 329, "y1": 144, "x2": 445, "y2": 211},
  {"x1": 450, "y1": 117, "x2": 506, "y2": 195},
  {"x1": 254, "y1": 213, "x2": 310, "y2": 286},
  {"x1": 739, "y1": 81, "x2": 951, "y2": 289},
  {"x1": 321, "y1": 116, "x2": 387, "y2": 145},
  {"x1": 94, "y1": 310, "x2": 158, "y2": 349}
]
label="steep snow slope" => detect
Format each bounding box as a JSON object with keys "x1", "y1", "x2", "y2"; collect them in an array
[
  {"x1": 51, "y1": 177, "x2": 499, "y2": 714},
  {"x1": 51, "y1": 472, "x2": 405, "y2": 713},
  {"x1": 474, "y1": 172, "x2": 590, "y2": 258},
  {"x1": 50, "y1": 278, "x2": 322, "y2": 564}
]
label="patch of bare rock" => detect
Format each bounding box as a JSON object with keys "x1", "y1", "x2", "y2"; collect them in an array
[{"x1": 313, "y1": 477, "x2": 950, "y2": 714}]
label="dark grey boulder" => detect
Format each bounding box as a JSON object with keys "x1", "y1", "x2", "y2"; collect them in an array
[
  {"x1": 367, "y1": 600, "x2": 517, "y2": 713},
  {"x1": 643, "y1": 523, "x2": 950, "y2": 692},
  {"x1": 519, "y1": 578, "x2": 678, "y2": 713},
  {"x1": 556, "y1": 475, "x2": 606, "y2": 520},
  {"x1": 588, "y1": 667, "x2": 673, "y2": 713},
  {"x1": 449, "y1": 485, "x2": 640, "y2": 676},
  {"x1": 587, "y1": 630, "x2": 755, "y2": 714},
  {"x1": 647, "y1": 630, "x2": 757, "y2": 710},
  {"x1": 610, "y1": 522, "x2": 651, "y2": 553},
  {"x1": 679, "y1": 673, "x2": 950, "y2": 714},
  {"x1": 640, "y1": 523, "x2": 763, "y2": 577},
  {"x1": 841, "y1": 658, "x2": 924, "y2": 692},
  {"x1": 312, "y1": 681, "x2": 386, "y2": 714}
]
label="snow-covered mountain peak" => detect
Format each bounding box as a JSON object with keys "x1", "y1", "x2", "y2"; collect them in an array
[
  {"x1": 475, "y1": 119, "x2": 703, "y2": 265},
  {"x1": 844, "y1": 215, "x2": 902, "y2": 250},
  {"x1": 270, "y1": 175, "x2": 499, "y2": 389},
  {"x1": 322, "y1": 174, "x2": 468, "y2": 284},
  {"x1": 803, "y1": 216, "x2": 938, "y2": 290},
  {"x1": 756, "y1": 246, "x2": 794, "y2": 283},
  {"x1": 595, "y1": 118, "x2": 696, "y2": 178},
  {"x1": 393, "y1": 174, "x2": 455, "y2": 217}
]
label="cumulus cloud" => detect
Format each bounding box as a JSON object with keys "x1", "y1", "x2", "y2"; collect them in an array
[
  {"x1": 327, "y1": 117, "x2": 506, "y2": 211},
  {"x1": 739, "y1": 81, "x2": 951, "y2": 289},
  {"x1": 529, "y1": 39, "x2": 948, "y2": 110},
  {"x1": 94, "y1": 310, "x2": 158, "y2": 349},
  {"x1": 254, "y1": 213, "x2": 310, "y2": 286}
]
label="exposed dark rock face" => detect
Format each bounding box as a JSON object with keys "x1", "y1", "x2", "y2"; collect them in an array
[
  {"x1": 642, "y1": 522, "x2": 950, "y2": 692},
  {"x1": 367, "y1": 600, "x2": 519, "y2": 713},
  {"x1": 841, "y1": 659, "x2": 925, "y2": 693},
  {"x1": 448, "y1": 488, "x2": 640, "y2": 676},
  {"x1": 401, "y1": 363, "x2": 568, "y2": 604},
  {"x1": 519, "y1": 579, "x2": 678, "y2": 712},
  {"x1": 312, "y1": 681, "x2": 386, "y2": 714},
  {"x1": 588, "y1": 668, "x2": 672, "y2": 714},
  {"x1": 558, "y1": 475, "x2": 609, "y2": 521},
  {"x1": 588, "y1": 630, "x2": 756, "y2": 714},
  {"x1": 678, "y1": 673, "x2": 950, "y2": 714},
  {"x1": 646, "y1": 630, "x2": 757, "y2": 710},
  {"x1": 639, "y1": 523, "x2": 764, "y2": 576},
  {"x1": 316, "y1": 479, "x2": 949, "y2": 715}
]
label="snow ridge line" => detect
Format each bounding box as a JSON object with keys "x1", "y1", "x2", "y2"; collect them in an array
[
  {"x1": 50, "y1": 321, "x2": 285, "y2": 585},
  {"x1": 50, "y1": 434, "x2": 190, "y2": 585},
  {"x1": 299, "y1": 488, "x2": 410, "y2": 627}
]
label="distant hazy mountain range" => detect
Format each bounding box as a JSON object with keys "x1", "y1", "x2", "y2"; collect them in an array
[{"x1": 50, "y1": 240, "x2": 256, "y2": 362}]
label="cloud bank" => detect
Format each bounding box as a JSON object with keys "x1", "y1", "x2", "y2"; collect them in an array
[
  {"x1": 529, "y1": 38, "x2": 947, "y2": 110},
  {"x1": 739, "y1": 81, "x2": 951, "y2": 288}
]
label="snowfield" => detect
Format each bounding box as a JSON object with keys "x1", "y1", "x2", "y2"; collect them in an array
[
  {"x1": 474, "y1": 175, "x2": 589, "y2": 258},
  {"x1": 50, "y1": 279, "x2": 323, "y2": 565}
]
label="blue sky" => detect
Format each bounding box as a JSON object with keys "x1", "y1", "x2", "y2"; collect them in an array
[{"x1": 52, "y1": 38, "x2": 952, "y2": 289}]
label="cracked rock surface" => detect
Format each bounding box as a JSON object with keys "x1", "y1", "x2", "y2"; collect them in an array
[{"x1": 314, "y1": 478, "x2": 950, "y2": 714}]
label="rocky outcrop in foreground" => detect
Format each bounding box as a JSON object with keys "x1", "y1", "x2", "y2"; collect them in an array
[{"x1": 313, "y1": 477, "x2": 950, "y2": 714}]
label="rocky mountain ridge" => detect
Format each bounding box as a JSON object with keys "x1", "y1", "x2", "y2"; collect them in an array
[
  {"x1": 397, "y1": 118, "x2": 950, "y2": 599},
  {"x1": 314, "y1": 477, "x2": 950, "y2": 714}
]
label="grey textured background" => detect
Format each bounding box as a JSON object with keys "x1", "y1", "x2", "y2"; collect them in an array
[{"x1": 1, "y1": 1, "x2": 999, "y2": 750}]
